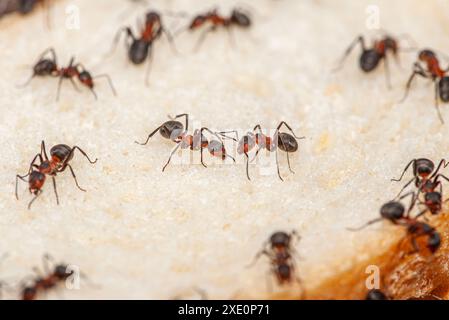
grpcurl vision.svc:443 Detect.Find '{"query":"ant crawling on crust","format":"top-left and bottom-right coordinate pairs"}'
top-left (20, 48), bottom-right (117, 101)
top-left (248, 231), bottom-right (305, 297)
top-left (365, 289), bottom-right (389, 300)
top-left (15, 140), bottom-right (97, 209)
top-left (399, 49), bottom-right (449, 124)
top-left (334, 33), bottom-right (415, 88)
top-left (20, 254), bottom-right (81, 300)
top-left (249, 122), bottom-right (305, 181)
top-left (391, 158), bottom-right (449, 198)
top-left (109, 10), bottom-right (176, 85)
top-left (135, 114), bottom-right (236, 171)
top-left (176, 8), bottom-right (251, 51)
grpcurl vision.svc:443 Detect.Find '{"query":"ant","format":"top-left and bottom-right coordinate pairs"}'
top-left (334, 34), bottom-right (402, 88)
top-left (248, 231), bottom-right (305, 297)
top-left (250, 122), bottom-right (305, 181)
top-left (20, 48), bottom-right (116, 101)
top-left (402, 220), bottom-right (441, 254)
top-left (20, 254), bottom-right (75, 300)
top-left (400, 49), bottom-right (449, 124)
top-left (109, 10), bottom-right (176, 85)
top-left (179, 8), bottom-right (251, 51)
top-left (135, 114), bottom-right (236, 171)
top-left (365, 289), bottom-right (389, 300)
top-left (15, 140), bottom-right (97, 209)
top-left (391, 158), bottom-right (449, 198)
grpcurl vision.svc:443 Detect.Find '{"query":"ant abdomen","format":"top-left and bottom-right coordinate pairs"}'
top-left (278, 133), bottom-right (298, 152)
top-left (207, 140), bottom-right (226, 159)
top-left (359, 49), bottom-right (381, 72)
top-left (34, 60), bottom-right (57, 76)
top-left (439, 77), bottom-right (449, 102)
top-left (129, 40), bottom-right (150, 64)
top-left (231, 10), bottom-right (251, 27)
top-left (380, 201), bottom-right (405, 221)
top-left (159, 121), bottom-right (184, 141)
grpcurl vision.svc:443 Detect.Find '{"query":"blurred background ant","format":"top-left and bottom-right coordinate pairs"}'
top-left (399, 49), bottom-right (449, 124)
top-left (0, 0), bottom-right (54, 28)
top-left (334, 32), bottom-right (416, 88)
top-left (15, 140), bottom-right (97, 209)
top-left (248, 231), bottom-right (305, 298)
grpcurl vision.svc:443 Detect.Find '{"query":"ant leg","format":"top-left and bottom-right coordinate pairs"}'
top-left (430, 159), bottom-right (449, 179)
top-left (276, 121), bottom-right (305, 140)
top-left (193, 26), bottom-right (215, 52)
top-left (66, 146), bottom-right (98, 165)
top-left (107, 27), bottom-right (135, 57)
top-left (40, 140), bottom-right (49, 161)
top-left (246, 249), bottom-right (269, 268)
top-left (393, 177), bottom-right (415, 199)
top-left (68, 164), bottom-right (86, 192)
top-left (415, 208), bottom-right (428, 219)
top-left (144, 48), bottom-right (154, 87)
top-left (333, 35), bottom-right (365, 72)
top-left (135, 125), bottom-right (163, 145)
top-left (434, 80), bottom-right (444, 124)
top-left (244, 152), bottom-right (250, 180)
top-left (162, 28), bottom-right (179, 55)
top-left (275, 145), bottom-right (283, 181)
top-left (15, 173), bottom-right (30, 200)
top-left (384, 56), bottom-right (392, 89)
top-left (200, 128), bottom-right (208, 168)
top-left (347, 218), bottom-right (383, 231)
top-left (391, 159), bottom-right (416, 183)
top-left (52, 176), bottom-right (59, 205)
top-left (28, 190), bottom-right (43, 210)
top-left (92, 74), bottom-right (117, 96)
top-left (279, 136), bottom-right (295, 174)
top-left (217, 130), bottom-right (239, 141)
top-left (398, 64), bottom-right (429, 103)
top-left (162, 143), bottom-right (181, 172)
top-left (56, 75), bottom-right (65, 101)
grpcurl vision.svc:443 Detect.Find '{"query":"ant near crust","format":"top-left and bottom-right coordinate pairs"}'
top-left (399, 49), bottom-right (449, 124)
top-left (334, 32), bottom-right (416, 88)
top-left (109, 10), bottom-right (177, 85)
top-left (15, 140), bottom-right (97, 209)
top-left (135, 114), bottom-right (236, 171)
top-left (20, 48), bottom-right (117, 101)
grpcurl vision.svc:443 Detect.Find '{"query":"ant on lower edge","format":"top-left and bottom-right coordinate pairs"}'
top-left (20, 48), bottom-right (117, 101)
top-left (16, 140), bottom-right (97, 209)
top-left (135, 114), bottom-right (236, 171)
top-left (248, 231), bottom-right (305, 297)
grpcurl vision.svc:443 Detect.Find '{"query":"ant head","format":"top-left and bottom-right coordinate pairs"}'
top-left (415, 158), bottom-right (434, 178)
top-left (78, 71), bottom-right (94, 89)
top-left (439, 77), bottom-right (449, 102)
top-left (380, 201), bottom-right (405, 222)
top-left (54, 264), bottom-right (72, 279)
top-left (419, 49), bottom-right (436, 62)
top-left (50, 144), bottom-right (72, 164)
top-left (366, 289), bottom-right (388, 300)
top-left (428, 231), bottom-right (441, 253)
top-left (278, 133), bottom-right (298, 153)
top-left (425, 192), bottom-right (442, 206)
top-left (359, 49), bottom-right (381, 72)
top-left (189, 15), bottom-right (207, 30)
top-left (270, 231), bottom-right (291, 250)
top-left (34, 59), bottom-right (57, 76)
top-left (146, 11), bottom-right (161, 24)
top-left (129, 40), bottom-right (151, 65)
top-left (160, 120), bottom-right (184, 142)
top-left (277, 263), bottom-right (292, 281)
top-left (231, 9), bottom-right (251, 27)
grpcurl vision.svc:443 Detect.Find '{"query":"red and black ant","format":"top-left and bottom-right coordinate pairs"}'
top-left (109, 10), bottom-right (176, 85)
top-left (135, 114), bottom-right (236, 171)
top-left (248, 231), bottom-right (305, 297)
top-left (177, 8), bottom-right (251, 51)
top-left (21, 48), bottom-right (117, 101)
top-left (391, 158), bottom-right (449, 198)
top-left (248, 122), bottom-right (304, 181)
top-left (400, 49), bottom-right (449, 124)
top-left (20, 254), bottom-right (77, 300)
top-left (334, 33), bottom-right (413, 88)
top-left (15, 140), bottom-right (97, 209)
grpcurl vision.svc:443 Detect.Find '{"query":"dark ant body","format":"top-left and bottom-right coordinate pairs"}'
top-left (110, 11), bottom-right (175, 85)
top-left (135, 114), bottom-right (236, 171)
top-left (21, 48), bottom-right (116, 101)
top-left (20, 255), bottom-right (74, 300)
top-left (335, 34), bottom-right (399, 87)
top-left (404, 220), bottom-right (441, 254)
top-left (391, 158), bottom-right (449, 198)
top-left (365, 289), bottom-right (389, 300)
top-left (250, 122), bottom-right (304, 181)
top-left (16, 141), bottom-right (97, 209)
top-left (1, 0), bottom-right (47, 16)
top-left (400, 49), bottom-right (449, 123)
top-left (181, 8), bottom-right (251, 51)
top-left (249, 231), bottom-right (304, 296)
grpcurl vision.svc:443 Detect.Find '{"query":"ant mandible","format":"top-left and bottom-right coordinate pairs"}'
top-left (399, 49), bottom-right (449, 124)
top-left (250, 122), bottom-right (305, 181)
top-left (20, 48), bottom-right (117, 101)
top-left (179, 8), bottom-right (251, 51)
top-left (109, 10), bottom-right (176, 85)
top-left (135, 114), bottom-right (236, 171)
top-left (248, 231), bottom-right (305, 296)
top-left (15, 140), bottom-right (97, 209)
top-left (391, 158), bottom-right (449, 198)
top-left (334, 34), bottom-right (401, 88)
top-left (20, 254), bottom-right (75, 300)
